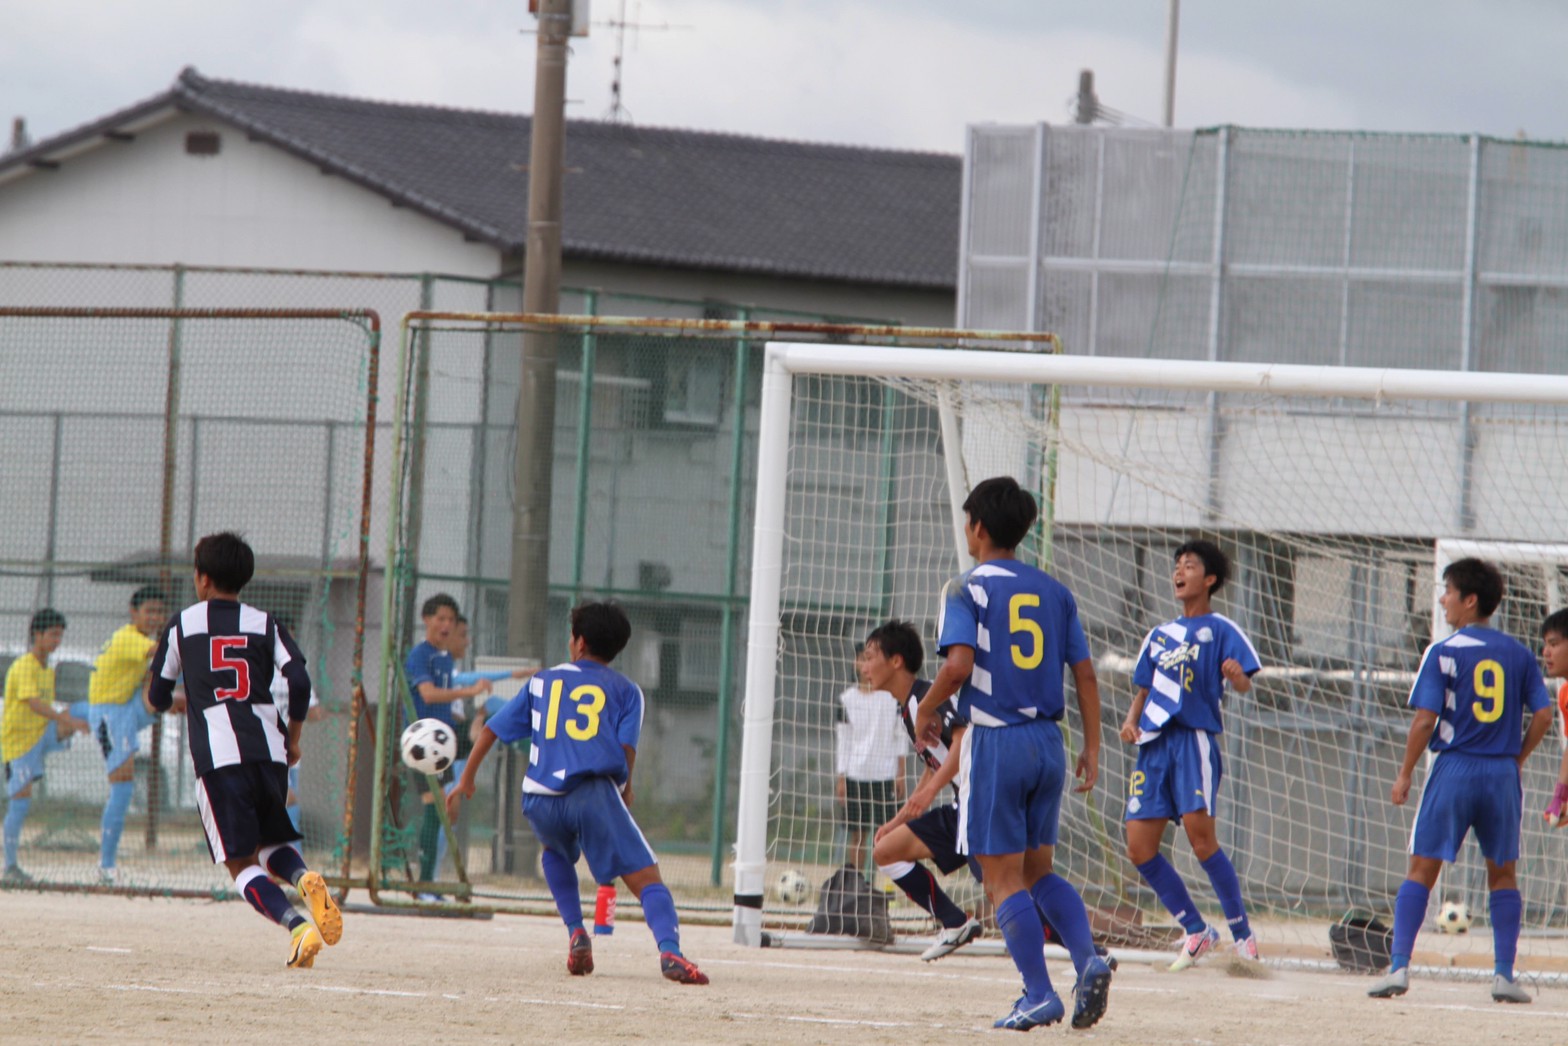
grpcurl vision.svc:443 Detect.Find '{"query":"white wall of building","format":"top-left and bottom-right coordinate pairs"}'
top-left (0, 111), bottom-right (500, 277)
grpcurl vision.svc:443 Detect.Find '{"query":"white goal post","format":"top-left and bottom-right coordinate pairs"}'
top-left (732, 342), bottom-right (1568, 950)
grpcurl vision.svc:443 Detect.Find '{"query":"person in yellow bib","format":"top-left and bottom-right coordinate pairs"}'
top-left (87, 585), bottom-right (169, 884)
top-left (3, 609), bottom-right (89, 883)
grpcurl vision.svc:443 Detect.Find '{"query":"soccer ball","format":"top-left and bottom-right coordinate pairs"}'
top-left (401, 718), bottom-right (457, 775)
top-left (1437, 900), bottom-right (1471, 934)
top-left (774, 869), bottom-right (811, 906)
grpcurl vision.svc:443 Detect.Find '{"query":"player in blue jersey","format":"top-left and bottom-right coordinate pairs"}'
top-left (1368, 558), bottom-right (1552, 1003)
top-left (404, 594), bottom-right (492, 892)
top-left (914, 476), bottom-right (1111, 1031)
top-left (1119, 540), bottom-right (1262, 969)
top-left (447, 601), bottom-right (709, 985)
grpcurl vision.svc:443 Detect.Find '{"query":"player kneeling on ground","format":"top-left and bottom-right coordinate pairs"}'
top-left (448, 601), bottom-right (709, 985)
top-left (147, 532), bottom-right (343, 969)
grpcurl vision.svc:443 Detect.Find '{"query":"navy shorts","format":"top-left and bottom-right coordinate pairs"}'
top-left (523, 776), bottom-right (657, 883)
top-left (958, 717), bottom-right (1065, 856)
top-left (844, 778), bottom-right (897, 831)
top-left (1125, 726), bottom-right (1224, 823)
top-left (906, 804), bottom-right (982, 878)
top-left (195, 762), bottom-right (301, 863)
top-left (1410, 751), bottom-right (1522, 864)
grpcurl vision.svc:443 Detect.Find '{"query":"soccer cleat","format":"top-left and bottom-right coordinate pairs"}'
top-left (920, 916), bottom-right (983, 962)
top-left (1, 865), bottom-right (33, 885)
top-left (1367, 967), bottom-right (1409, 998)
top-left (1492, 974), bottom-right (1532, 1004)
top-left (1168, 925), bottom-right (1220, 971)
top-left (993, 992), bottom-right (1065, 1031)
top-left (286, 922), bottom-right (324, 969)
top-left (98, 867), bottom-right (119, 887)
top-left (659, 951), bottom-right (710, 985)
top-left (1097, 944), bottom-right (1119, 973)
top-left (298, 871), bottom-right (343, 946)
top-left (1233, 934), bottom-right (1260, 961)
top-left (567, 928), bottom-right (594, 976)
top-left (1071, 956), bottom-right (1113, 1030)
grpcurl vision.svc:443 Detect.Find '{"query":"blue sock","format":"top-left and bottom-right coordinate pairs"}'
top-left (1389, 879), bottom-right (1430, 972)
top-left (1030, 873), bottom-right (1097, 975)
top-left (640, 881), bottom-right (681, 955)
top-left (1490, 888), bottom-right (1522, 980)
top-left (892, 865), bottom-right (968, 928)
top-left (1136, 854), bottom-right (1206, 934)
top-left (100, 780), bottom-right (134, 870)
top-left (4, 797), bottom-right (30, 869)
top-left (262, 843), bottom-right (308, 886)
top-left (540, 848), bottom-right (585, 933)
top-left (996, 890), bottom-right (1053, 1003)
top-left (1199, 849), bottom-right (1251, 941)
top-left (236, 867), bottom-right (305, 930)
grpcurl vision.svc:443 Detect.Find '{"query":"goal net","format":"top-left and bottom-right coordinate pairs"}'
top-left (733, 342), bottom-right (1568, 970)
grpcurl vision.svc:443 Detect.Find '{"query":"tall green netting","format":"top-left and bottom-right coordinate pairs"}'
top-left (0, 309), bottom-right (379, 897)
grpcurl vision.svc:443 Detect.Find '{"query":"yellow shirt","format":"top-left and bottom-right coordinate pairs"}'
top-left (89, 624), bottom-right (156, 705)
top-left (2, 654), bottom-right (55, 763)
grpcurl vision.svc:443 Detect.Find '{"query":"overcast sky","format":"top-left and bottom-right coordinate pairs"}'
top-left (5, 0), bottom-right (1567, 153)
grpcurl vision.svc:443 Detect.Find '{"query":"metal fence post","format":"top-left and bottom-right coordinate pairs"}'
top-left (570, 291), bottom-right (599, 600)
top-left (709, 309), bottom-right (752, 885)
top-left (148, 263), bottom-right (185, 848)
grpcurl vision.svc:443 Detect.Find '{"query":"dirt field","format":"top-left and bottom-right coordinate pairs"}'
top-left (7, 891), bottom-right (1568, 1045)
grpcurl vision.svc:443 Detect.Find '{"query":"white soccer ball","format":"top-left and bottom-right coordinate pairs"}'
top-left (401, 718), bottom-right (457, 775)
top-left (774, 869), bottom-right (811, 906)
top-left (1437, 900), bottom-right (1471, 934)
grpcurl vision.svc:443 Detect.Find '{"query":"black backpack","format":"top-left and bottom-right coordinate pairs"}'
top-left (805, 866), bottom-right (893, 944)
top-left (1329, 910), bottom-right (1393, 973)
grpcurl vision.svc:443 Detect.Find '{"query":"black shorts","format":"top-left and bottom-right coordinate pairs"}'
top-left (195, 762), bottom-right (300, 863)
top-left (906, 804), bottom-right (981, 877)
top-left (844, 778), bottom-right (897, 831)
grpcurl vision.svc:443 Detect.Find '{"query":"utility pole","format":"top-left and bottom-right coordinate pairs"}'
top-left (509, 0), bottom-right (570, 664)
top-left (499, 0), bottom-right (570, 875)
top-left (1075, 70), bottom-right (1099, 125)
top-left (1163, 0), bottom-right (1180, 127)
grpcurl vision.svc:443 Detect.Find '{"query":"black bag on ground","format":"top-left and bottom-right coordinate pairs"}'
top-left (1329, 910), bottom-right (1393, 973)
top-left (806, 866), bottom-right (893, 944)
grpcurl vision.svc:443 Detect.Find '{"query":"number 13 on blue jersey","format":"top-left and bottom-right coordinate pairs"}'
top-left (544, 679), bottom-right (606, 740)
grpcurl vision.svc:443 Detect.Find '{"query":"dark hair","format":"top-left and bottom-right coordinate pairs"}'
top-left (1174, 539), bottom-right (1230, 595)
top-left (1443, 558), bottom-right (1504, 619)
top-left (1542, 608), bottom-right (1568, 641)
top-left (866, 620), bottom-right (924, 675)
top-left (193, 532), bottom-right (254, 593)
top-left (29, 608), bottom-right (66, 636)
top-left (961, 476), bottom-right (1037, 551)
top-left (454, 613), bottom-right (469, 626)
top-left (571, 601), bottom-right (631, 662)
top-left (131, 585), bottom-right (167, 609)
top-left (420, 593), bottom-right (459, 620)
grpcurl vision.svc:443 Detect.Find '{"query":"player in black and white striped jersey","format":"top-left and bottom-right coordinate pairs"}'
top-left (867, 620), bottom-right (1118, 969)
top-left (147, 532), bottom-right (343, 969)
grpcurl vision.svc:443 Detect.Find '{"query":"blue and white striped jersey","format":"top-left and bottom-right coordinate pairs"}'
top-left (1132, 613), bottom-right (1260, 741)
top-left (936, 560), bottom-right (1091, 728)
top-left (486, 658), bottom-right (646, 796)
top-left (1409, 626), bottom-right (1550, 757)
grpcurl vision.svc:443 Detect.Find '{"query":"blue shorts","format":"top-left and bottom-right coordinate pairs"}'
top-left (88, 694), bottom-right (156, 774)
top-left (958, 717), bottom-right (1065, 856)
top-left (1125, 727), bottom-right (1224, 823)
top-left (1410, 751), bottom-right (1522, 864)
top-left (522, 776), bottom-right (657, 883)
top-left (4, 723), bottom-right (73, 798)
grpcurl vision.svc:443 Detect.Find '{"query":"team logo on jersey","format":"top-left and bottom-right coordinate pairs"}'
top-left (1196, 627), bottom-right (1214, 643)
top-left (1156, 641), bottom-right (1200, 672)
top-left (1127, 797), bottom-right (1142, 814)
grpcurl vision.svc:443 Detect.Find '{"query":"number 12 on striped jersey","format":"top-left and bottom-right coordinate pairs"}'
top-left (543, 679), bottom-right (607, 740)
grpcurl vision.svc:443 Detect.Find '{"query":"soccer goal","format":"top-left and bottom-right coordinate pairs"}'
top-left (731, 342), bottom-right (1568, 966)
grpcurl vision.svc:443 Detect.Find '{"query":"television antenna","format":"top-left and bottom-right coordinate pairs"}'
top-left (599, 0), bottom-right (690, 123)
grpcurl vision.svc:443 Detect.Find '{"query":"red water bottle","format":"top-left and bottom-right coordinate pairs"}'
top-left (593, 883), bottom-right (617, 935)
